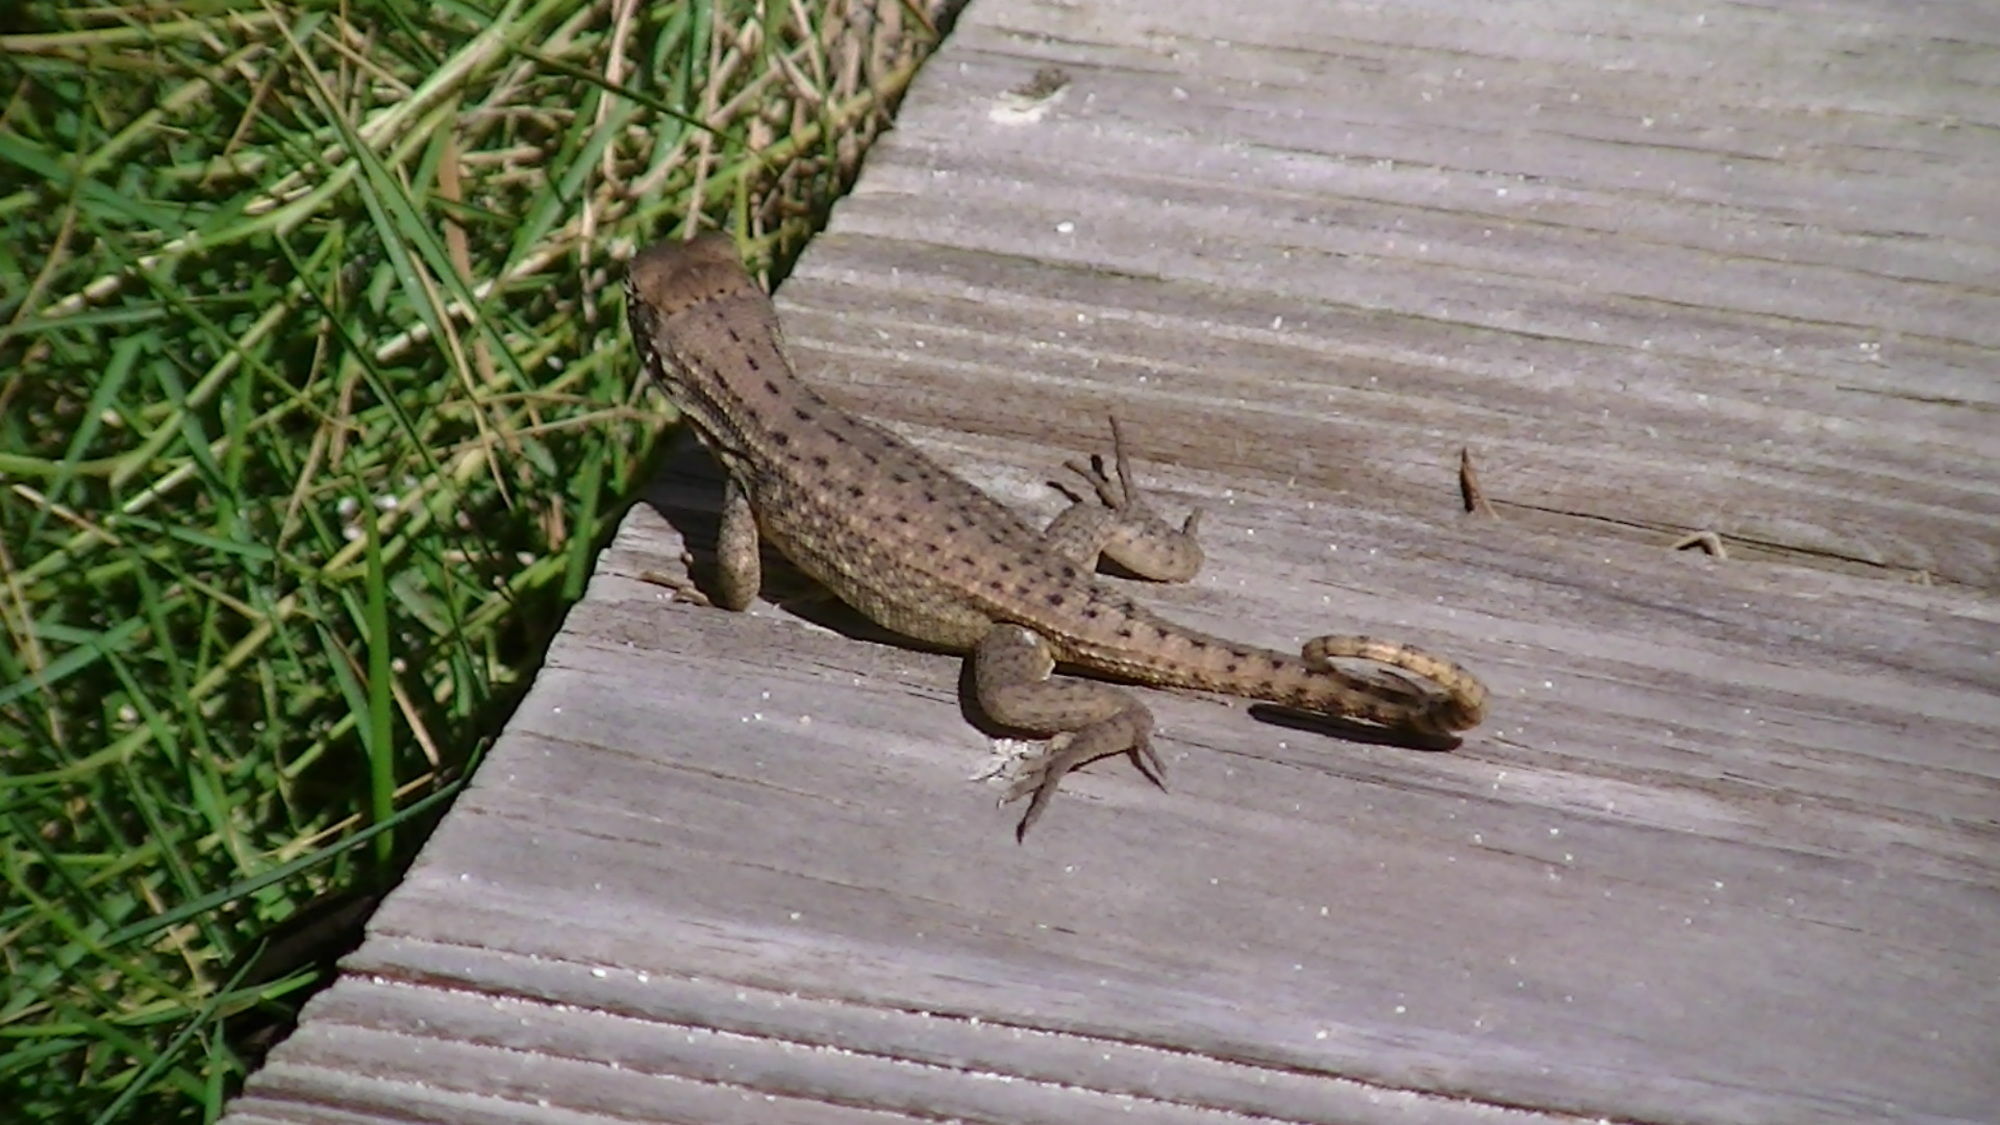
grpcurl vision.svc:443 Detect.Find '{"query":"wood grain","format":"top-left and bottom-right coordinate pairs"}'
top-left (225, 1), bottom-right (2000, 1122)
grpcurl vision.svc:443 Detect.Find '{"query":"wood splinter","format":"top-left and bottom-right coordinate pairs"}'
top-left (1670, 530), bottom-right (1728, 560)
top-left (1459, 447), bottom-right (1497, 517)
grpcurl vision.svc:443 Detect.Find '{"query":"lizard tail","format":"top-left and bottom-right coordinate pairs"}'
top-left (1302, 635), bottom-right (1488, 733)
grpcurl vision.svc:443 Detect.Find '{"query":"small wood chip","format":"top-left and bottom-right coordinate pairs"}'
top-left (1669, 531), bottom-right (1728, 559)
top-left (1459, 447), bottom-right (1496, 517)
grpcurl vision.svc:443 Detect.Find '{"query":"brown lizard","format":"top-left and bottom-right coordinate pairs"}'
top-left (625, 233), bottom-right (1488, 837)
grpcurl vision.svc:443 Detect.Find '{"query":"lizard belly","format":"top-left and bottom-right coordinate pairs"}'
top-left (757, 508), bottom-right (999, 652)
top-left (828, 573), bottom-right (997, 651)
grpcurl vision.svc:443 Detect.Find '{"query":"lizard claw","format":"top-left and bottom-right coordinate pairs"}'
top-left (1062, 416), bottom-right (1189, 528)
top-left (1062, 451), bottom-right (1127, 510)
top-left (1003, 740), bottom-right (1065, 841)
top-left (1129, 732), bottom-right (1167, 790)
top-left (637, 563), bottom-right (714, 606)
top-left (1003, 714), bottom-right (1165, 840)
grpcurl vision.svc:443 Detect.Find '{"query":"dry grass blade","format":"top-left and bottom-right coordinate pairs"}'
top-left (0, 1), bottom-right (951, 1121)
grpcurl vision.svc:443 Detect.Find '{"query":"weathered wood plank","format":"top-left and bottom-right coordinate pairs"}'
top-left (787, 0), bottom-right (2000, 584)
top-left (226, 0), bottom-right (2000, 1122)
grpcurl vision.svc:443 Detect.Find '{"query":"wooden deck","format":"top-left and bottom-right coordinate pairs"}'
top-left (224, 1), bottom-right (2000, 1122)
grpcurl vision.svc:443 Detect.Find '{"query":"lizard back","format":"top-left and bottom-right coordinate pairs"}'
top-left (626, 235), bottom-right (1142, 650)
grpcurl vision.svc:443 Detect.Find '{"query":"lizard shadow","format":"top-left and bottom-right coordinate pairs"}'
top-left (1245, 703), bottom-right (1464, 752)
top-left (645, 437), bottom-right (816, 602)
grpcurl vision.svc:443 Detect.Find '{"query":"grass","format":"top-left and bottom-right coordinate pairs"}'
top-left (0, 1), bottom-right (944, 1120)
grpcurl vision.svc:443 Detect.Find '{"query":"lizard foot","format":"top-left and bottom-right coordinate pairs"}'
top-left (1061, 414), bottom-right (1204, 539)
top-left (976, 623), bottom-right (1166, 839)
top-left (1003, 712), bottom-right (1163, 841)
top-left (638, 557), bottom-right (714, 606)
top-left (1044, 416), bottom-right (1205, 582)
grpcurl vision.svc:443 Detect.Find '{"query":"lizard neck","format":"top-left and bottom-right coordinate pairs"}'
top-left (636, 285), bottom-right (828, 473)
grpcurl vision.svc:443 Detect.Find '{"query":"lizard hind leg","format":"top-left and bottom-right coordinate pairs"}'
top-left (1302, 635), bottom-right (1489, 734)
top-left (973, 624), bottom-right (1163, 839)
top-left (1041, 415), bottom-right (1205, 582)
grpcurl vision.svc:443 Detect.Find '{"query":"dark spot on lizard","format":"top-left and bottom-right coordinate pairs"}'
top-left (1059, 563), bottom-right (1078, 580)
top-left (1115, 626), bottom-right (1133, 639)
top-left (847, 485), bottom-right (865, 498)
top-left (1083, 607), bottom-right (1100, 619)
top-left (1046, 592), bottom-right (1066, 607)
top-left (763, 379), bottom-right (781, 396)
top-left (989, 580), bottom-right (1006, 592)
top-left (810, 454), bottom-right (830, 469)
top-left (793, 407), bottom-right (814, 422)
top-left (772, 431), bottom-right (791, 447)
top-left (1224, 661), bottom-right (1240, 674)
top-left (1187, 637), bottom-right (1209, 650)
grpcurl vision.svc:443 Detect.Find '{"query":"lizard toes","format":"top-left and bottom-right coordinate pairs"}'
top-left (1005, 751), bottom-right (1065, 841)
top-left (1130, 735), bottom-right (1167, 790)
top-left (637, 567), bottom-right (714, 607)
top-left (1001, 732), bottom-right (1069, 803)
top-left (1063, 454), bottom-right (1126, 508)
top-left (1012, 781), bottom-right (1058, 841)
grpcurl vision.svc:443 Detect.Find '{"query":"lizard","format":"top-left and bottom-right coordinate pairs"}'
top-left (624, 233), bottom-right (1489, 837)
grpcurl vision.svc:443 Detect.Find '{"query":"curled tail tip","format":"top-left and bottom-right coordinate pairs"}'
top-left (1302, 632), bottom-right (1489, 733)
top-left (1428, 686), bottom-right (1488, 732)
top-left (1430, 668), bottom-right (1489, 731)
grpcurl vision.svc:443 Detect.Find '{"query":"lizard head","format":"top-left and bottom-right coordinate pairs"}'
top-left (623, 233), bottom-right (790, 455)
top-left (625, 233), bottom-right (761, 318)
top-left (624, 233), bottom-right (778, 369)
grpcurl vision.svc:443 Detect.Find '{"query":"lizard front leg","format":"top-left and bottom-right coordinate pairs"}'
top-left (974, 624), bottom-right (1162, 839)
top-left (638, 475), bottom-right (760, 608)
top-left (711, 474), bottom-right (762, 611)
